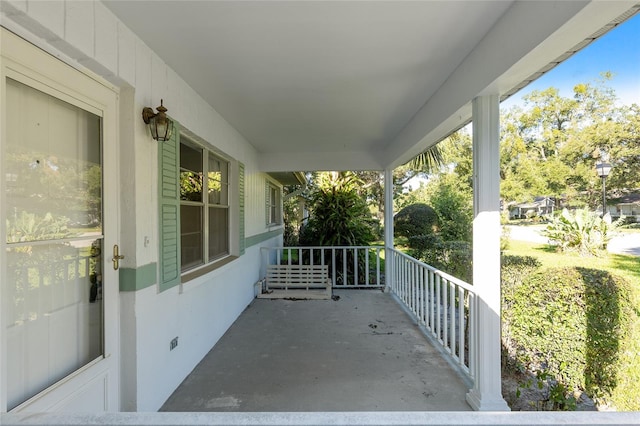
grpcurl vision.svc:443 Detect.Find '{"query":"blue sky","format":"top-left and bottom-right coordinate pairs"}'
top-left (502, 12), bottom-right (640, 109)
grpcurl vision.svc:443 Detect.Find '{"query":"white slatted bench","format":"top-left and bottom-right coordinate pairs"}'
top-left (258, 264), bottom-right (332, 300)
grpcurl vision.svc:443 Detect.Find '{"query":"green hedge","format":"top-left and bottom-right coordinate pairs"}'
top-left (409, 236), bottom-right (471, 283)
top-left (501, 262), bottom-right (640, 410)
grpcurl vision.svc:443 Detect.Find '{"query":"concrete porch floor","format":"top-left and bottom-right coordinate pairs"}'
top-left (160, 290), bottom-right (472, 412)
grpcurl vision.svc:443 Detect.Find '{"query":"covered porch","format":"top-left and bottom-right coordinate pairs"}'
top-left (1, 0), bottom-right (640, 421)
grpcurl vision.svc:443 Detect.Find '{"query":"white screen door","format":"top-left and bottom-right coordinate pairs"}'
top-left (1, 29), bottom-right (119, 413)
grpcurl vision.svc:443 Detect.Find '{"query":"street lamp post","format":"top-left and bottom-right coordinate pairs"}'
top-left (595, 161), bottom-right (612, 216)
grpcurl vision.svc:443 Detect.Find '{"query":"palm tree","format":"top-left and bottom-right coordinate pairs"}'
top-left (409, 143), bottom-right (444, 171)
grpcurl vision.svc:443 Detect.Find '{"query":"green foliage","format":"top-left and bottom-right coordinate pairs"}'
top-left (542, 208), bottom-right (624, 256)
top-left (428, 174), bottom-right (473, 242)
top-left (393, 203), bottom-right (439, 239)
top-left (516, 369), bottom-right (577, 411)
top-left (502, 266), bottom-right (640, 410)
top-left (283, 184), bottom-right (305, 246)
top-left (396, 171), bottom-right (473, 281)
top-left (180, 170), bottom-right (203, 201)
top-left (300, 172), bottom-right (376, 246)
top-left (6, 212), bottom-right (80, 284)
top-left (6, 150), bottom-right (102, 227)
top-left (6, 211), bottom-right (72, 244)
top-left (501, 255), bottom-right (542, 318)
top-left (407, 143), bottom-right (444, 172)
top-left (501, 255), bottom-right (541, 286)
top-left (397, 144), bottom-right (445, 187)
top-left (501, 226), bottom-right (511, 251)
top-left (409, 235), bottom-right (472, 283)
top-left (500, 76), bottom-right (640, 207)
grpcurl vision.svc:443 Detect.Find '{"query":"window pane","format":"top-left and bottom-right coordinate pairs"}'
top-left (180, 144), bottom-right (203, 202)
top-left (268, 186), bottom-right (279, 224)
top-left (6, 240), bottom-right (103, 410)
top-left (6, 78), bottom-right (103, 240)
top-left (208, 207), bottom-right (228, 261)
top-left (181, 205), bottom-right (203, 270)
top-left (208, 153), bottom-right (228, 205)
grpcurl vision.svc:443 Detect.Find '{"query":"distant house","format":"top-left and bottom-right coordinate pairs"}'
top-left (609, 192), bottom-right (640, 222)
top-left (509, 197), bottom-right (556, 220)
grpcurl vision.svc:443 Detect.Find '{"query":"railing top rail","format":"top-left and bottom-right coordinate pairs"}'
top-left (391, 248), bottom-right (474, 292)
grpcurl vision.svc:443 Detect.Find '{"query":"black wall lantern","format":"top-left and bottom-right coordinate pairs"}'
top-left (142, 99), bottom-right (174, 141)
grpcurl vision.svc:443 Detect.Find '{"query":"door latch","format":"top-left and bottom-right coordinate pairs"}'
top-left (112, 244), bottom-right (125, 270)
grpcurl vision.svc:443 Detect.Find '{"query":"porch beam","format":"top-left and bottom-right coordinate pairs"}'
top-left (466, 95), bottom-right (509, 411)
top-left (383, 168), bottom-right (394, 293)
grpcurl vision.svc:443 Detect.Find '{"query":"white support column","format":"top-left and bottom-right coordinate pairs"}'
top-left (383, 168), bottom-right (395, 293)
top-left (466, 95), bottom-right (510, 411)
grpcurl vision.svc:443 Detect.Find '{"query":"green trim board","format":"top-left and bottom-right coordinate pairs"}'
top-left (119, 263), bottom-right (158, 292)
top-left (245, 229), bottom-right (283, 249)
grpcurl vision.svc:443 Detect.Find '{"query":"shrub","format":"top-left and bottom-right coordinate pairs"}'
top-left (502, 266), bottom-right (640, 410)
top-left (501, 256), bottom-right (541, 329)
top-left (542, 208), bottom-right (624, 257)
top-left (501, 226), bottom-right (511, 252)
top-left (501, 255), bottom-right (541, 292)
top-left (410, 236), bottom-right (472, 283)
top-left (300, 173), bottom-right (376, 246)
top-left (394, 203), bottom-right (439, 239)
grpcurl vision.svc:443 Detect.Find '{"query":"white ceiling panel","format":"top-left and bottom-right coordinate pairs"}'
top-left (104, 1), bottom-right (638, 171)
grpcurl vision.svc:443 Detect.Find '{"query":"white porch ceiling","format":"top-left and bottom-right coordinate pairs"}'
top-left (104, 1), bottom-right (639, 172)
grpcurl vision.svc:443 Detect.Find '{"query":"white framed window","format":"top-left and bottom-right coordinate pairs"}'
top-left (179, 137), bottom-right (230, 272)
top-left (267, 182), bottom-right (281, 225)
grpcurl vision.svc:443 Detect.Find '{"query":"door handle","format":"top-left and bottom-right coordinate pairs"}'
top-left (112, 244), bottom-right (125, 270)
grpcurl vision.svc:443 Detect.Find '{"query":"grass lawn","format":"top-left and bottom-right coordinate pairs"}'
top-left (504, 239), bottom-right (640, 283)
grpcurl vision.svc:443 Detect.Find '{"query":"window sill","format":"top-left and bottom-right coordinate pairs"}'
top-left (181, 255), bottom-right (238, 283)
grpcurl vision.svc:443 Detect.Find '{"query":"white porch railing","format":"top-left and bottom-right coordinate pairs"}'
top-left (261, 246), bottom-right (385, 288)
top-left (390, 249), bottom-right (476, 382)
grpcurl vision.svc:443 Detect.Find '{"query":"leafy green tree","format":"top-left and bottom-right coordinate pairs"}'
top-left (394, 203), bottom-right (439, 240)
top-left (282, 182), bottom-right (306, 246)
top-left (499, 74), bottom-right (640, 207)
top-left (300, 172), bottom-right (377, 246)
top-left (428, 173), bottom-right (473, 242)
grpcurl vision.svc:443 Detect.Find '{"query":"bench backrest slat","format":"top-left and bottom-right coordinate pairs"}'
top-left (266, 264), bottom-right (331, 289)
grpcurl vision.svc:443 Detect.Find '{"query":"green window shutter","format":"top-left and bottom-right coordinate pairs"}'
top-left (158, 122), bottom-right (181, 291)
top-left (239, 162), bottom-right (245, 255)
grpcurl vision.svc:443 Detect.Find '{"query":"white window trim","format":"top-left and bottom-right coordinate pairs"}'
top-left (266, 181), bottom-right (282, 226)
top-left (179, 133), bottom-right (239, 282)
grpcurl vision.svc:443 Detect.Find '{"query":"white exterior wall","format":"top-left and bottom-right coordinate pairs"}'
top-left (245, 168), bottom-right (284, 237)
top-left (245, 164), bottom-right (267, 237)
top-left (1, 0), bottom-right (282, 411)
